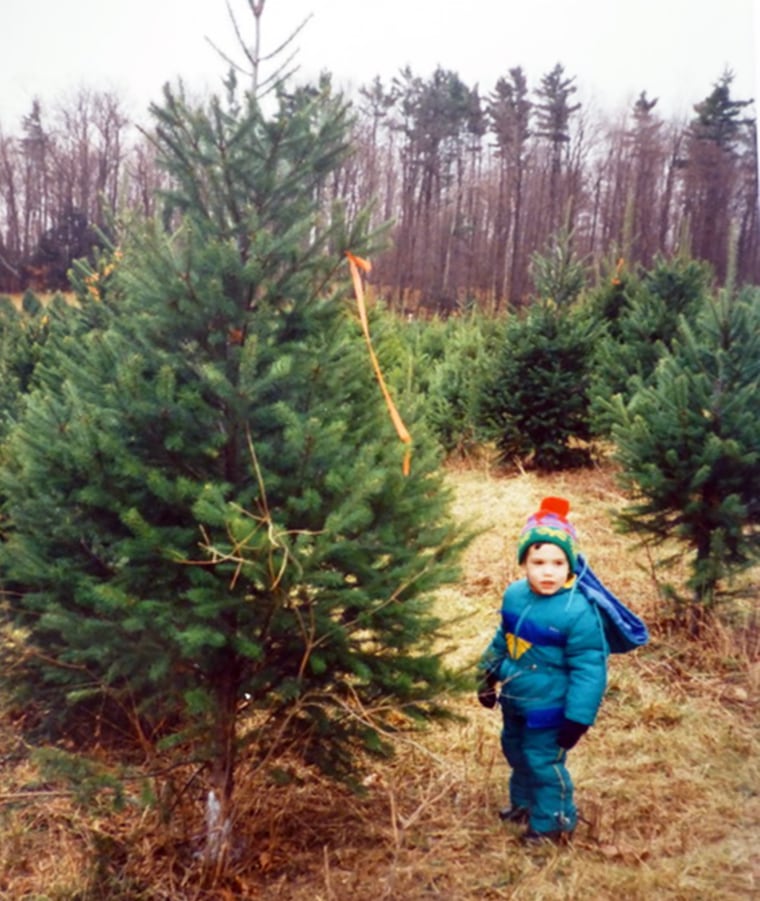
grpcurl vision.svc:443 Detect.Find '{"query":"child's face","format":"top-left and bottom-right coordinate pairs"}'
top-left (523, 543), bottom-right (570, 595)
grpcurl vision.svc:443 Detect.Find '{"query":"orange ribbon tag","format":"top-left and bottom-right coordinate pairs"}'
top-left (345, 251), bottom-right (412, 475)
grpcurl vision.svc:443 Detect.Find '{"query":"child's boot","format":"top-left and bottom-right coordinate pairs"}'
top-left (521, 827), bottom-right (573, 845)
top-left (498, 806), bottom-right (530, 824)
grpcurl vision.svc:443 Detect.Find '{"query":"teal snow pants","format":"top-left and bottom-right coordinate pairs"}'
top-left (500, 714), bottom-right (577, 834)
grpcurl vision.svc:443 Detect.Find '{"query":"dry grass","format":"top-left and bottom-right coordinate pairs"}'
top-left (1, 462), bottom-right (758, 899)
top-left (1, 291), bottom-right (76, 309)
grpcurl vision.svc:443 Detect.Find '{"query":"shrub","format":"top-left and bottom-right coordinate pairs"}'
top-left (476, 300), bottom-right (599, 470)
top-left (424, 313), bottom-right (496, 456)
top-left (589, 256), bottom-right (711, 436)
top-left (608, 286), bottom-right (760, 623)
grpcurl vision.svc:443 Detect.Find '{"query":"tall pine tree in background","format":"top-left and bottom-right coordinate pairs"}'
top-left (0, 79), bottom-right (466, 852)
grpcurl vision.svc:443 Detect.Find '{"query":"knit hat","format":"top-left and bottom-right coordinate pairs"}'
top-left (517, 496), bottom-right (578, 571)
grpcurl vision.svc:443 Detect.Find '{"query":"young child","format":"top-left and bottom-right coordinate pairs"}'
top-left (477, 496), bottom-right (608, 844)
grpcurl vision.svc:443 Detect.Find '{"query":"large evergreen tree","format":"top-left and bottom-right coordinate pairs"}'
top-left (0, 80), bottom-right (465, 855)
top-left (533, 63), bottom-right (581, 234)
top-left (488, 68), bottom-right (532, 306)
top-left (608, 286), bottom-right (760, 625)
top-left (684, 71), bottom-right (754, 280)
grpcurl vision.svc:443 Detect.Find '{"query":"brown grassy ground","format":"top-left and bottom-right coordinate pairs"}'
top-left (1, 462), bottom-right (758, 899)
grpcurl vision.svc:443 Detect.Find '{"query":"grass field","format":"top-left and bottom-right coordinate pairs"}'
top-left (1, 461), bottom-right (758, 899)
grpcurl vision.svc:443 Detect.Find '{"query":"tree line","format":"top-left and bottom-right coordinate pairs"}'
top-left (0, 65), bottom-right (755, 306)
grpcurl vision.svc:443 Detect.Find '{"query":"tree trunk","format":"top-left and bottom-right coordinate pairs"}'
top-left (204, 658), bottom-right (240, 868)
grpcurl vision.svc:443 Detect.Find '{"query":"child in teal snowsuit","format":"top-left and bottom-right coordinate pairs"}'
top-left (478, 497), bottom-right (608, 843)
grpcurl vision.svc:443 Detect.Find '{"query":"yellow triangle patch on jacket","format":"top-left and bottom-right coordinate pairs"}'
top-left (506, 633), bottom-right (532, 659)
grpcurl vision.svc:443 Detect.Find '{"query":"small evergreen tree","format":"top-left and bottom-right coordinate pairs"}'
top-left (589, 256), bottom-right (711, 436)
top-left (0, 295), bottom-right (42, 440)
top-left (530, 228), bottom-right (586, 308)
top-left (476, 299), bottom-right (598, 469)
top-left (474, 235), bottom-right (597, 470)
top-left (608, 286), bottom-right (760, 627)
top-left (424, 312), bottom-right (495, 456)
top-left (0, 291), bottom-right (87, 445)
top-left (0, 80), bottom-right (466, 857)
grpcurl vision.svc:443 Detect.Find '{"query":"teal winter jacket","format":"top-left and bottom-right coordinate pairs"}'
top-left (481, 577), bottom-right (607, 728)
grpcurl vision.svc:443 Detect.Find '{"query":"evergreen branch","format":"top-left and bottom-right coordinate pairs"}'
top-left (256, 13), bottom-right (313, 65)
top-left (205, 37), bottom-right (251, 80)
top-left (255, 54), bottom-right (300, 97)
top-left (295, 684), bottom-right (451, 769)
top-left (209, 0), bottom-right (311, 97)
top-left (249, 702), bottom-right (314, 771)
top-left (29, 651), bottom-right (91, 673)
top-left (176, 428), bottom-right (321, 591)
top-left (334, 555), bottom-right (442, 637)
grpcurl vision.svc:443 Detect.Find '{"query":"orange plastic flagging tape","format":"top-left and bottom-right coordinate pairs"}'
top-left (345, 251), bottom-right (412, 476)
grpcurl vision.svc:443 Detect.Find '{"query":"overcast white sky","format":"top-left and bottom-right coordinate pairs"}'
top-left (2, 0), bottom-right (758, 130)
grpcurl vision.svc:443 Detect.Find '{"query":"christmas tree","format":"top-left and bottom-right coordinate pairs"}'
top-left (609, 286), bottom-right (760, 627)
top-left (0, 79), bottom-right (466, 856)
top-left (589, 256), bottom-right (710, 437)
top-left (476, 298), bottom-right (598, 470)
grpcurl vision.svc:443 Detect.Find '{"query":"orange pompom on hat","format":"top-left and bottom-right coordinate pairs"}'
top-left (517, 496), bottom-right (579, 571)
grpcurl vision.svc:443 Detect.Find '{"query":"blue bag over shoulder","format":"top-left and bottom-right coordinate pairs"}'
top-left (575, 553), bottom-right (649, 654)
